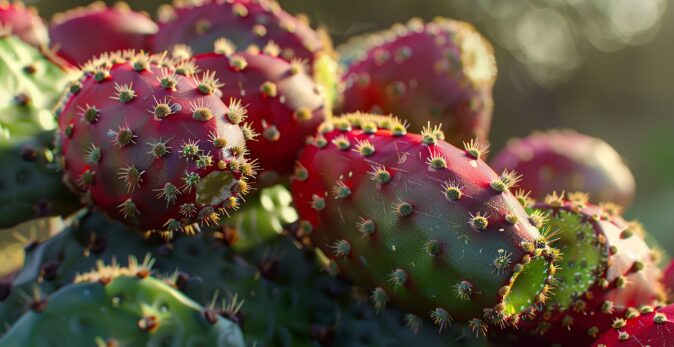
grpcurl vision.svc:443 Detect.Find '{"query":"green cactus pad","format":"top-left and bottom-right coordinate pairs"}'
top-left (0, 273), bottom-right (245, 347)
top-left (0, 130), bottom-right (80, 228)
top-left (0, 34), bottom-right (71, 140)
top-left (220, 185), bottom-right (298, 251)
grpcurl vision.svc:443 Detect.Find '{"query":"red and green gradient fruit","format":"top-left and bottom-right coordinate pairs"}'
top-left (491, 130), bottom-right (636, 207)
top-left (592, 304), bottom-right (674, 346)
top-left (185, 41), bottom-right (328, 185)
top-left (0, 1), bottom-right (48, 47)
top-left (339, 18), bottom-right (497, 147)
top-left (494, 192), bottom-right (663, 346)
top-left (55, 51), bottom-right (255, 234)
top-left (49, 2), bottom-right (158, 66)
top-left (290, 113), bottom-right (557, 332)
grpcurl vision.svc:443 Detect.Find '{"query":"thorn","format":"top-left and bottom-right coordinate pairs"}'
top-left (430, 308), bottom-right (452, 332)
top-left (370, 287), bottom-right (388, 313)
top-left (155, 183), bottom-right (181, 206)
top-left (117, 166), bottom-right (144, 193)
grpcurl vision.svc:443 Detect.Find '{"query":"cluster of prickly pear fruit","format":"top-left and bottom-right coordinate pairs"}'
top-left (0, 1), bottom-right (670, 347)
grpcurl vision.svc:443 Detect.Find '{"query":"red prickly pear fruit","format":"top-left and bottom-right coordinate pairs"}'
top-left (494, 192), bottom-right (664, 346)
top-left (185, 42), bottom-right (328, 185)
top-left (49, 2), bottom-right (158, 66)
top-left (338, 18), bottom-right (497, 148)
top-left (491, 129), bottom-right (636, 207)
top-left (55, 51), bottom-right (255, 235)
top-left (150, 0), bottom-right (338, 105)
top-left (0, 1), bottom-right (49, 47)
top-left (591, 304), bottom-right (674, 346)
top-left (290, 114), bottom-right (557, 330)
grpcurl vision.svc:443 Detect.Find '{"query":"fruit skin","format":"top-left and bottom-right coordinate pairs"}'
top-left (491, 129), bottom-right (636, 207)
top-left (151, 0), bottom-right (338, 106)
top-left (591, 304), bottom-right (674, 346)
top-left (290, 114), bottom-right (556, 329)
top-left (0, 270), bottom-right (245, 347)
top-left (190, 47), bottom-right (328, 185)
top-left (339, 18), bottom-right (497, 147)
top-left (49, 2), bottom-right (158, 66)
top-left (55, 51), bottom-right (254, 234)
top-left (0, 1), bottom-right (49, 47)
top-left (0, 131), bottom-right (80, 228)
top-left (492, 192), bottom-right (663, 346)
top-left (0, 209), bottom-right (486, 347)
top-left (0, 34), bottom-right (72, 140)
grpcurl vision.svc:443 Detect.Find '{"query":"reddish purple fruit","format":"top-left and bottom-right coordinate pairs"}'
top-left (49, 2), bottom-right (158, 66)
top-left (592, 304), bottom-right (674, 346)
top-left (55, 51), bottom-right (255, 234)
top-left (339, 18), bottom-right (497, 147)
top-left (291, 114), bottom-right (557, 332)
top-left (491, 130), bottom-right (636, 207)
top-left (182, 41), bottom-right (328, 185)
top-left (0, 1), bottom-right (48, 47)
top-left (495, 192), bottom-right (663, 346)
top-left (151, 0), bottom-right (332, 74)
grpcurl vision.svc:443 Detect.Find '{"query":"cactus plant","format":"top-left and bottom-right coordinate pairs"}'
top-left (491, 130), bottom-right (636, 207)
top-left (54, 51), bottom-right (255, 234)
top-left (151, 0), bottom-right (339, 107)
top-left (0, 1), bottom-right (48, 47)
top-left (290, 113), bottom-right (557, 331)
top-left (0, 33), bottom-right (71, 140)
top-left (221, 184), bottom-right (298, 251)
top-left (0, 209), bottom-right (487, 347)
top-left (49, 2), bottom-right (158, 66)
top-left (339, 18), bottom-right (497, 147)
top-left (0, 131), bottom-right (80, 228)
top-left (591, 304), bottom-right (674, 346)
top-left (493, 192), bottom-right (664, 346)
top-left (182, 43), bottom-right (328, 185)
top-left (0, 265), bottom-right (246, 347)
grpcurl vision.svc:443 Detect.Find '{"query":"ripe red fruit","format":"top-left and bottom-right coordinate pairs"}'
top-left (187, 41), bottom-right (328, 185)
top-left (339, 18), bottom-right (497, 147)
top-left (55, 51), bottom-right (255, 234)
top-left (49, 2), bottom-right (158, 65)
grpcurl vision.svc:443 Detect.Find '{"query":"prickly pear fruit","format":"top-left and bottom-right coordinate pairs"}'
top-left (290, 114), bottom-right (557, 330)
top-left (151, 0), bottom-right (338, 105)
top-left (49, 2), bottom-right (158, 66)
top-left (592, 304), bottom-right (674, 346)
top-left (0, 131), bottom-right (80, 228)
top-left (0, 1), bottom-right (48, 47)
top-left (55, 51), bottom-right (255, 234)
top-left (0, 265), bottom-right (246, 347)
top-left (0, 33), bottom-right (71, 140)
top-left (491, 130), bottom-right (636, 207)
top-left (0, 209), bottom-right (485, 347)
top-left (185, 44), bottom-right (327, 185)
top-left (495, 192), bottom-right (663, 346)
top-left (339, 18), bottom-right (497, 147)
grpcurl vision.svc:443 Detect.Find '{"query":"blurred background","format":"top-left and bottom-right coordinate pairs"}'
top-left (4, 0), bottom-right (673, 268)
